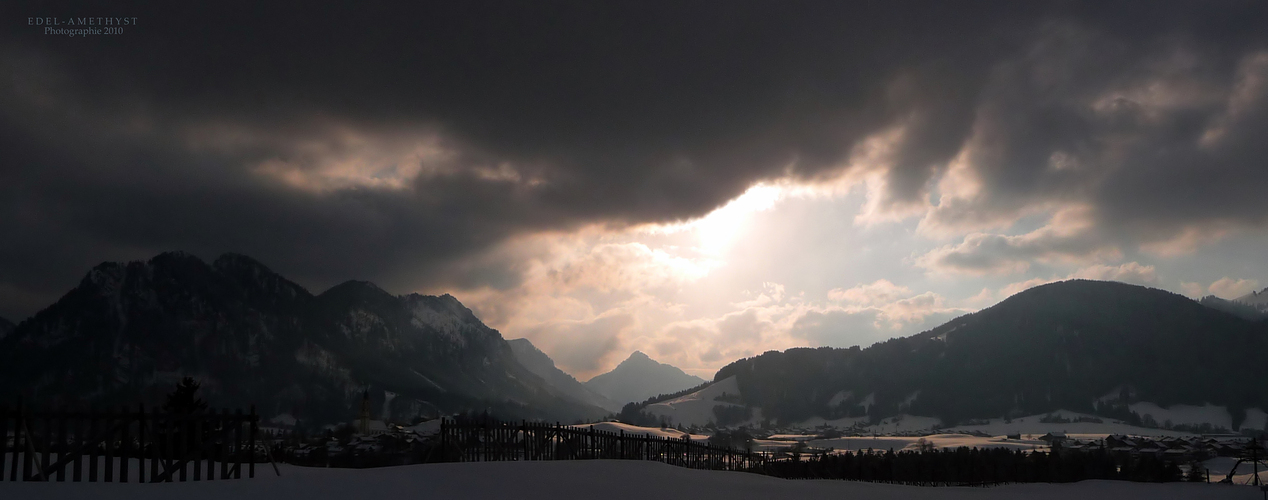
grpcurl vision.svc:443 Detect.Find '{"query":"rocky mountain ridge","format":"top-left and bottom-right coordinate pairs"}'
top-left (0, 252), bottom-right (606, 426)
top-left (584, 351), bottom-right (707, 407)
top-left (507, 338), bottom-right (622, 412)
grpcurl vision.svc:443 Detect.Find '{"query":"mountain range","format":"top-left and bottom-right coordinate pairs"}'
top-left (705, 280), bottom-right (1268, 431)
top-left (1235, 286), bottom-right (1268, 309)
top-left (583, 351), bottom-right (707, 407)
top-left (507, 338), bottom-right (622, 412)
top-left (7, 253), bottom-right (1265, 434)
top-left (1198, 285), bottom-right (1268, 321)
top-left (0, 252), bottom-right (608, 425)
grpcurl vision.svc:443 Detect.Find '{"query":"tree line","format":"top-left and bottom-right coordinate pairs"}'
top-left (764, 446), bottom-right (1194, 484)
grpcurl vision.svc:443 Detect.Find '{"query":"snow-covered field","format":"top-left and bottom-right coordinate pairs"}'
top-left (0, 460), bottom-right (1261, 500)
top-left (572, 421), bottom-right (710, 442)
top-left (1204, 456), bottom-right (1268, 486)
top-left (804, 434), bottom-right (1048, 453)
top-left (788, 409), bottom-right (1244, 438)
top-left (943, 410), bottom-right (1201, 438)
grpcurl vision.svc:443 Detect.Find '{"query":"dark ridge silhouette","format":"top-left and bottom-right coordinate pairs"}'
top-left (716, 280), bottom-right (1268, 429)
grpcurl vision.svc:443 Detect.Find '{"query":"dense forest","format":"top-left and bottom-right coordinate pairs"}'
top-left (714, 280), bottom-right (1268, 428)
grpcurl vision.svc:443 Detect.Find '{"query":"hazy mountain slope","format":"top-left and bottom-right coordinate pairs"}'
top-left (715, 280), bottom-right (1268, 429)
top-left (1200, 295), bottom-right (1268, 320)
top-left (508, 338), bottom-right (622, 412)
top-left (0, 252), bottom-right (605, 425)
top-left (0, 316), bottom-right (12, 340)
top-left (1235, 287), bottom-right (1268, 309)
top-left (585, 351), bottom-right (707, 406)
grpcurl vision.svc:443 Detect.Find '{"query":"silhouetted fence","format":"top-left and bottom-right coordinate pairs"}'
top-left (439, 418), bottom-right (766, 472)
top-left (1, 399), bottom-right (260, 482)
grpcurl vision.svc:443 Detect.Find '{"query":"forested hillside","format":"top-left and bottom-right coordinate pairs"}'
top-left (715, 280), bottom-right (1268, 429)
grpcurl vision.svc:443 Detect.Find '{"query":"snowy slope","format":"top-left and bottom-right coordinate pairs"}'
top-left (572, 421), bottom-right (709, 442)
top-left (1127, 402), bottom-right (1234, 429)
top-left (1244, 408), bottom-right (1268, 432)
top-left (0, 460), bottom-right (1257, 500)
top-left (643, 376), bottom-right (759, 427)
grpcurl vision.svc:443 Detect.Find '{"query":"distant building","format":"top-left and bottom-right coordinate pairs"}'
top-left (1039, 432), bottom-right (1067, 444)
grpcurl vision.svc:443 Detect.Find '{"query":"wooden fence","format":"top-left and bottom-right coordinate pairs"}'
top-left (439, 418), bottom-right (766, 472)
top-left (1, 400), bottom-right (260, 482)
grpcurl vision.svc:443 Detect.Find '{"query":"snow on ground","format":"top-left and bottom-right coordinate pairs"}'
top-left (860, 392), bottom-right (876, 412)
top-left (572, 421), bottom-right (709, 442)
top-left (1204, 456), bottom-right (1268, 486)
top-left (1241, 409), bottom-right (1267, 432)
top-left (643, 376), bottom-right (760, 427)
top-left (828, 390), bottom-right (852, 408)
top-left (1129, 402), bottom-right (1234, 429)
top-left (810, 434), bottom-right (1049, 453)
top-left (795, 415), bottom-right (869, 428)
top-left (766, 434), bottom-right (818, 441)
top-left (792, 414), bottom-right (941, 434)
top-left (0, 460), bottom-right (1258, 500)
top-left (944, 410), bottom-right (1198, 438)
top-left (405, 418), bottom-right (443, 435)
top-left (750, 434), bottom-right (1048, 454)
top-left (866, 414), bottom-right (943, 434)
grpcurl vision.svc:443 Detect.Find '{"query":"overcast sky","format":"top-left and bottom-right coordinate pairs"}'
top-left (3, 1), bottom-right (1268, 378)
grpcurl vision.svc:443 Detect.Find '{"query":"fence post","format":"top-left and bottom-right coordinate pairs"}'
top-left (178, 410), bottom-right (188, 482)
top-left (103, 406), bottom-right (114, 482)
top-left (55, 409), bottom-right (67, 482)
top-left (0, 402), bottom-right (7, 482)
top-left (151, 406), bottom-right (161, 482)
top-left (39, 407), bottom-right (52, 480)
top-left (206, 411), bottom-right (215, 481)
top-left (87, 405), bottom-right (98, 482)
top-left (16, 399), bottom-right (28, 481)
top-left (72, 411), bottom-right (82, 482)
top-left (219, 409), bottom-right (229, 479)
top-left (249, 405), bottom-right (257, 479)
top-left (234, 408), bottom-right (243, 479)
top-left (193, 415), bottom-right (203, 481)
top-left (137, 404), bottom-right (146, 483)
top-left (119, 406), bottom-right (131, 482)
top-left (163, 409), bottom-right (174, 482)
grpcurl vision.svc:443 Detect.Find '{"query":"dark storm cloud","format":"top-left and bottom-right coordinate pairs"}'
top-left (2, 0), bottom-right (1267, 318)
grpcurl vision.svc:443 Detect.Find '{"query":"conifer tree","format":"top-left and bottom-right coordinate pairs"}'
top-left (164, 377), bottom-right (209, 414)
